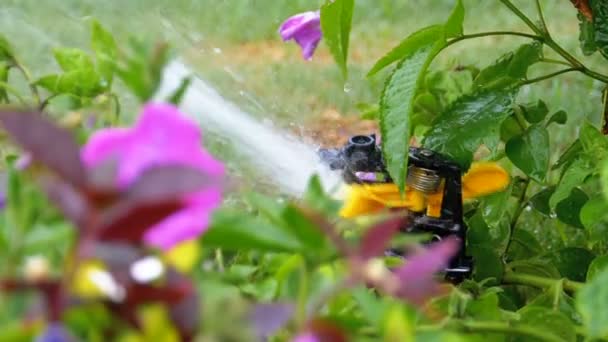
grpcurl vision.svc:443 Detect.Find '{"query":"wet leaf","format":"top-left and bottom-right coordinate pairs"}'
top-left (0, 110), bottom-right (87, 188)
top-left (529, 186), bottom-right (555, 217)
top-left (505, 124), bottom-right (549, 182)
top-left (555, 188), bottom-right (588, 229)
top-left (380, 38), bottom-right (443, 192)
top-left (550, 157), bottom-right (592, 209)
top-left (423, 89), bottom-right (515, 169)
top-left (551, 247), bottom-right (595, 281)
top-left (320, 0), bottom-right (354, 78)
top-left (515, 306), bottom-right (575, 342)
top-left (473, 42), bottom-right (543, 90)
top-left (591, 0), bottom-right (608, 59)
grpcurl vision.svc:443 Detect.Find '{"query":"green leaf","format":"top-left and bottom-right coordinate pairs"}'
top-left (505, 124), bottom-right (549, 182)
top-left (528, 282), bottom-right (582, 325)
top-left (36, 70), bottom-right (104, 98)
top-left (552, 139), bottom-right (582, 171)
top-left (481, 182), bottom-right (512, 228)
top-left (578, 12), bottom-right (598, 55)
top-left (302, 175), bottom-right (342, 217)
top-left (0, 62), bottom-right (9, 102)
top-left (505, 229), bottom-right (543, 260)
top-left (445, 0), bottom-right (465, 38)
top-left (0, 34), bottom-right (15, 61)
top-left (580, 196), bottom-right (608, 232)
top-left (473, 42), bottom-right (543, 89)
top-left (470, 246), bottom-right (504, 283)
top-left (367, 25), bottom-right (445, 77)
top-left (90, 18), bottom-right (117, 87)
top-left (167, 76), bottom-right (192, 105)
top-left (591, 0), bottom-right (608, 59)
top-left (499, 115), bottom-right (523, 142)
top-left (115, 39), bottom-right (171, 102)
top-left (280, 204), bottom-right (329, 253)
top-left (423, 89), bottom-right (515, 169)
top-left (577, 264), bottom-right (608, 338)
top-left (529, 186), bottom-right (555, 217)
top-left (202, 209), bottom-right (304, 253)
top-left (551, 247), bottom-right (595, 282)
top-left (555, 188), bottom-right (588, 229)
top-left (357, 102), bottom-right (379, 120)
top-left (520, 100), bottom-right (548, 124)
top-left (465, 291), bottom-right (502, 321)
top-left (547, 110), bottom-right (567, 126)
top-left (380, 43), bottom-right (442, 192)
top-left (53, 48), bottom-right (95, 72)
top-left (515, 306), bottom-right (575, 342)
top-left (320, 0), bottom-right (354, 78)
top-left (580, 121), bottom-right (608, 160)
top-left (549, 157), bottom-right (593, 209)
top-left (586, 255), bottom-right (608, 281)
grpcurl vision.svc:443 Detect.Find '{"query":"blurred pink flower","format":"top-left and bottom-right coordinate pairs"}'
top-left (292, 332), bottom-right (319, 342)
top-left (81, 102), bottom-right (225, 250)
top-left (279, 11), bottom-right (322, 60)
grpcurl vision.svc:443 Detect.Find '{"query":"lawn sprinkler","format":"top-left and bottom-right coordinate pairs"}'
top-left (318, 134), bottom-right (474, 283)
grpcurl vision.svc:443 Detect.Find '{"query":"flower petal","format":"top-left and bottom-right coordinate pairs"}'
top-left (80, 127), bottom-right (132, 169)
top-left (279, 10), bottom-right (322, 60)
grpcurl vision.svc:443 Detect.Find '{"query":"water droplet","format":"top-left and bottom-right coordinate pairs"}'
top-left (343, 83), bottom-right (352, 93)
top-left (213, 47), bottom-right (222, 54)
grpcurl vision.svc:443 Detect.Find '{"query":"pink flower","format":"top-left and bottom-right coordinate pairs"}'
top-left (292, 332), bottom-right (319, 342)
top-left (81, 102), bottom-right (225, 250)
top-left (279, 11), bottom-right (322, 60)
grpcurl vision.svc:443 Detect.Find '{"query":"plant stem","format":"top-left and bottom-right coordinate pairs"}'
top-left (522, 68), bottom-right (581, 85)
top-left (0, 81), bottom-right (28, 105)
top-left (499, 0), bottom-right (608, 81)
top-left (540, 58), bottom-right (572, 67)
top-left (534, 0), bottom-right (548, 33)
top-left (504, 178), bottom-right (530, 256)
top-left (296, 258), bottom-right (309, 328)
top-left (11, 59), bottom-right (41, 105)
top-left (445, 31), bottom-right (541, 49)
top-left (503, 272), bottom-right (584, 292)
top-left (215, 249), bottom-right (224, 272)
top-left (453, 320), bottom-right (564, 342)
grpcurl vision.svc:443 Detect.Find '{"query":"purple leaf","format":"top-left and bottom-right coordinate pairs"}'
top-left (95, 198), bottom-right (185, 243)
top-left (125, 164), bottom-right (216, 201)
top-left (44, 180), bottom-right (89, 228)
top-left (358, 216), bottom-right (406, 260)
top-left (0, 110), bottom-right (86, 188)
top-left (169, 291), bottom-right (201, 342)
top-left (394, 236), bottom-right (460, 305)
top-left (250, 302), bottom-right (294, 340)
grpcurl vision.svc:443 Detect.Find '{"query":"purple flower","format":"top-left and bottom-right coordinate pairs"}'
top-left (81, 102), bottom-right (225, 250)
top-left (394, 237), bottom-right (460, 305)
top-left (279, 11), bottom-right (322, 60)
top-left (35, 323), bottom-right (75, 342)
